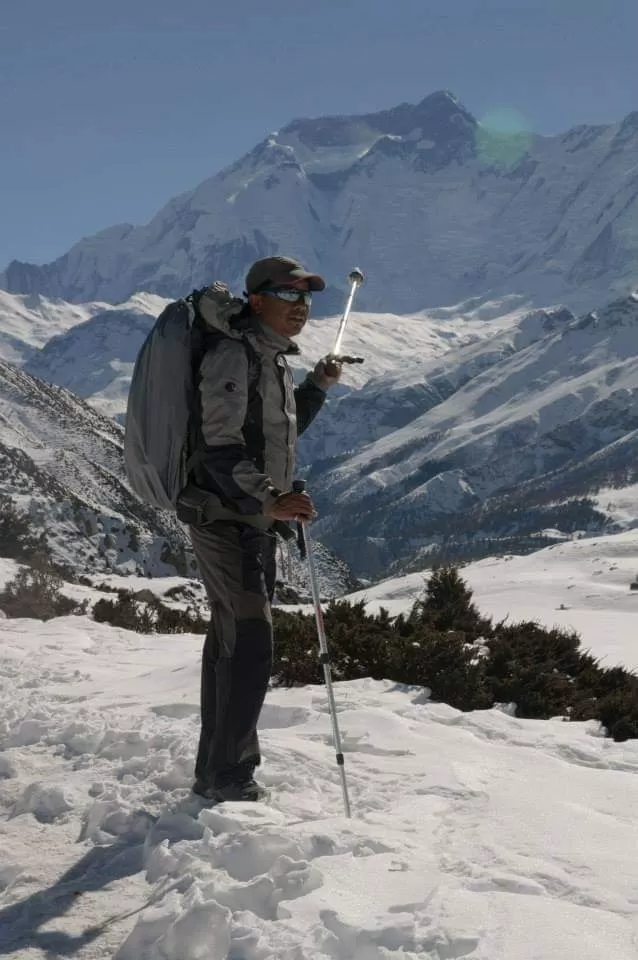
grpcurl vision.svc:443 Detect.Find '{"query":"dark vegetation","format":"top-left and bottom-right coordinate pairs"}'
top-left (1, 508), bottom-right (635, 744)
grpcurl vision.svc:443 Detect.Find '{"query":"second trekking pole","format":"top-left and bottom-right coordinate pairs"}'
top-left (292, 479), bottom-right (352, 819)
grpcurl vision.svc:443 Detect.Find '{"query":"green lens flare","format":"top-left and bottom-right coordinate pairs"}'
top-left (476, 107), bottom-right (532, 171)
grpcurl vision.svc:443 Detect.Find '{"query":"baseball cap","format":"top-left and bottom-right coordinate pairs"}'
top-left (245, 256), bottom-right (326, 295)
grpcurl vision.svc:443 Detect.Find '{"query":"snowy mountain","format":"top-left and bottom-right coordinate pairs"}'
top-left (23, 293), bottom-right (170, 421)
top-left (4, 286), bottom-right (638, 578)
top-left (296, 301), bottom-right (574, 464)
top-left (0, 353), bottom-right (357, 595)
top-left (0, 290), bottom-right (104, 364)
top-left (21, 291), bottom-right (514, 422)
top-left (2, 91), bottom-right (638, 314)
top-left (0, 359), bottom-right (197, 578)
top-left (302, 294), bottom-right (638, 575)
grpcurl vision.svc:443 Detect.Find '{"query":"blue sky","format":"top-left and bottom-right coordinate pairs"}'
top-left (1, 0), bottom-right (637, 268)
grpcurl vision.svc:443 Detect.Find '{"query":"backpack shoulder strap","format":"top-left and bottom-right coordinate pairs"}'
top-left (184, 318), bottom-right (262, 476)
top-left (241, 334), bottom-right (262, 399)
top-left (187, 287), bottom-right (260, 381)
top-left (190, 321), bottom-right (261, 394)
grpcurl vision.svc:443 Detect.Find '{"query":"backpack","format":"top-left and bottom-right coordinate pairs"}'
top-left (123, 283), bottom-right (260, 513)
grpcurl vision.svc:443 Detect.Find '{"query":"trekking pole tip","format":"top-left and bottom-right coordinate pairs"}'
top-left (348, 268), bottom-right (365, 285)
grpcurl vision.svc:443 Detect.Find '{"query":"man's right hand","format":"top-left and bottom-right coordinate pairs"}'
top-left (265, 491), bottom-right (317, 522)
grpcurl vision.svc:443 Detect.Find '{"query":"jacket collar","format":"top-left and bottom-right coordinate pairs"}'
top-left (195, 288), bottom-right (300, 356)
top-left (246, 316), bottom-right (300, 357)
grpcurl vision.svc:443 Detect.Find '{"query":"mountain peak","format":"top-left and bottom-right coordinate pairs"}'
top-left (3, 90), bottom-right (638, 312)
top-left (372, 89), bottom-right (476, 138)
top-left (279, 90), bottom-right (474, 150)
top-left (416, 89), bottom-right (472, 116)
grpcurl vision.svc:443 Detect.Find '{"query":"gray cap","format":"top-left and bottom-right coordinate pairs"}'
top-left (245, 256), bottom-right (326, 295)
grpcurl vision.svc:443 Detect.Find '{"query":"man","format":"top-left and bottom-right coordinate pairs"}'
top-left (185, 255), bottom-right (341, 802)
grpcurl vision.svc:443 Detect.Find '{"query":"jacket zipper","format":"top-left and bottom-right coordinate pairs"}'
top-left (275, 354), bottom-right (296, 486)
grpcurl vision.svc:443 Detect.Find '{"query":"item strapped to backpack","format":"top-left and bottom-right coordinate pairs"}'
top-left (123, 283), bottom-right (260, 515)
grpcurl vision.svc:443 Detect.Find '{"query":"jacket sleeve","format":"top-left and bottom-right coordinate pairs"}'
top-left (196, 340), bottom-right (280, 514)
top-left (295, 374), bottom-right (327, 436)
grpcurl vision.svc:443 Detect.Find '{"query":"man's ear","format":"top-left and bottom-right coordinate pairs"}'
top-left (248, 293), bottom-right (263, 314)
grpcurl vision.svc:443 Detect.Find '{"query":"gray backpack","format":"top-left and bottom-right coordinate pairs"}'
top-left (123, 284), bottom-right (258, 513)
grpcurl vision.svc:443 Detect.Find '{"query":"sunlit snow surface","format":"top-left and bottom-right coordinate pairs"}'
top-left (0, 532), bottom-right (637, 959)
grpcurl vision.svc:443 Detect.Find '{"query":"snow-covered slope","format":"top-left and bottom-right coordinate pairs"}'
top-left (593, 481), bottom-right (638, 528)
top-left (3, 91), bottom-right (638, 314)
top-left (306, 294), bottom-right (638, 574)
top-left (0, 359), bottom-right (195, 577)
top-left (344, 526), bottom-right (638, 672)
top-left (6, 287), bottom-right (638, 577)
top-left (0, 352), bottom-right (358, 593)
top-left (297, 301), bottom-right (573, 464)
top-left (20, 292), bottom-right (514, 421)
top-left (23, 293), bottom-right (170, 421)
top-left (0, 290), bottom-right (104, 364)
top-left (0, 555), bottom-right (636, 959)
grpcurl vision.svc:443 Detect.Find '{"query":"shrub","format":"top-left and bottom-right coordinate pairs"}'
top-left (486, 621), bottom-right (584, 718)
top-left (271, 564), bottom-right (638, 742)
top-left (594, 684), bottom-right (638, 742)
top-left (83, 560), bottom-right (637, 742)
top-left (409, 564), bottom-right (492, 638)
top-left (0, 564), bottom-right (87, 620)
top-left (92, 589), bottom-right (207, 634)
top-left (0, 496), bottom-right (50, 564)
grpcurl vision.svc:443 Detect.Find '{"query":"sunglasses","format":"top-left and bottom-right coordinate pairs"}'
top-left (260, 287), bottom-right (313, 305)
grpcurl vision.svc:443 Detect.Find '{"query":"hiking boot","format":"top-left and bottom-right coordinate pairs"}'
top-left (192, 765), bottom-right (263, 803)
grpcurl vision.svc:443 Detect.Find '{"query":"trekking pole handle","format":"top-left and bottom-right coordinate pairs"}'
top-left (332, 355), bottom-right (364, 365)
top-left (291, 479), bottom-right (307, 557)
top-left (331, 267), bottom-right (365, 358)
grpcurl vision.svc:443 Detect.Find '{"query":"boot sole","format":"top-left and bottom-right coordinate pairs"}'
top-left (192, 785), bottom-right (268, 804)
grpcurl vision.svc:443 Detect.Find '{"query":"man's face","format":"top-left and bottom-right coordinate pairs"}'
top-left (249, 279), bottom-right (312, 339)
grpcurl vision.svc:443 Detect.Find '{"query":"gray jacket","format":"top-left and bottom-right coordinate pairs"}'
top-left (187, 287), bottom-right (326, 526)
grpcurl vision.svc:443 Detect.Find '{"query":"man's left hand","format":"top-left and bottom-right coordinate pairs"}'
top-left (312, 356), bottom-right (343, 390)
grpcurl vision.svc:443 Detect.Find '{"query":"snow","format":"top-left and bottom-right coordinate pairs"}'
top-left (302, 294), bottom-right (638, 575)
top-left (345, 528), bottom-right (638, 672)
top-left (5, 91), bottom-right (638, 318)
top-left (1, 536), bottom-right (637, 958)
top-left (3, 276), bottom-right (636, 584)
top-left (295, 299), bottom-right (528, 388)
top-left (593, 482), bottom-right (638, 530)
top-left (15, 292), bottom-right (521, 421)
top-left (0, 359), bottom-right (196, 580)
top-left (321, 296), bottom-right (638, 482)
top-left (0, 290), bottom-right (106, 364)
top-left (22, 292), bottom-right (171, 420)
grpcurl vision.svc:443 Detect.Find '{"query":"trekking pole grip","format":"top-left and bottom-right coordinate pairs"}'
top-left (291, 479), bottom-right (307, 557)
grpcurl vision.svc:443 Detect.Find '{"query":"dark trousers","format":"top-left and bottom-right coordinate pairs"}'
top-left (188, 520), bottom-right (277, 786)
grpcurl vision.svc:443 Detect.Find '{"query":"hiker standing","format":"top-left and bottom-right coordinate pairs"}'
top-left (181, 256), bottom-right (341, 801)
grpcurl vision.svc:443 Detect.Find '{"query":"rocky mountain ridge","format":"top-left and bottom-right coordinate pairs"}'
top-left (2, 91), bottom-right (638, 315)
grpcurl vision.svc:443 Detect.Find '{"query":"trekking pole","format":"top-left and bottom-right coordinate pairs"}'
top-left (330, 268), bottom-right (365, 360)
top-left (292, 479), bottom-right (352, 818)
